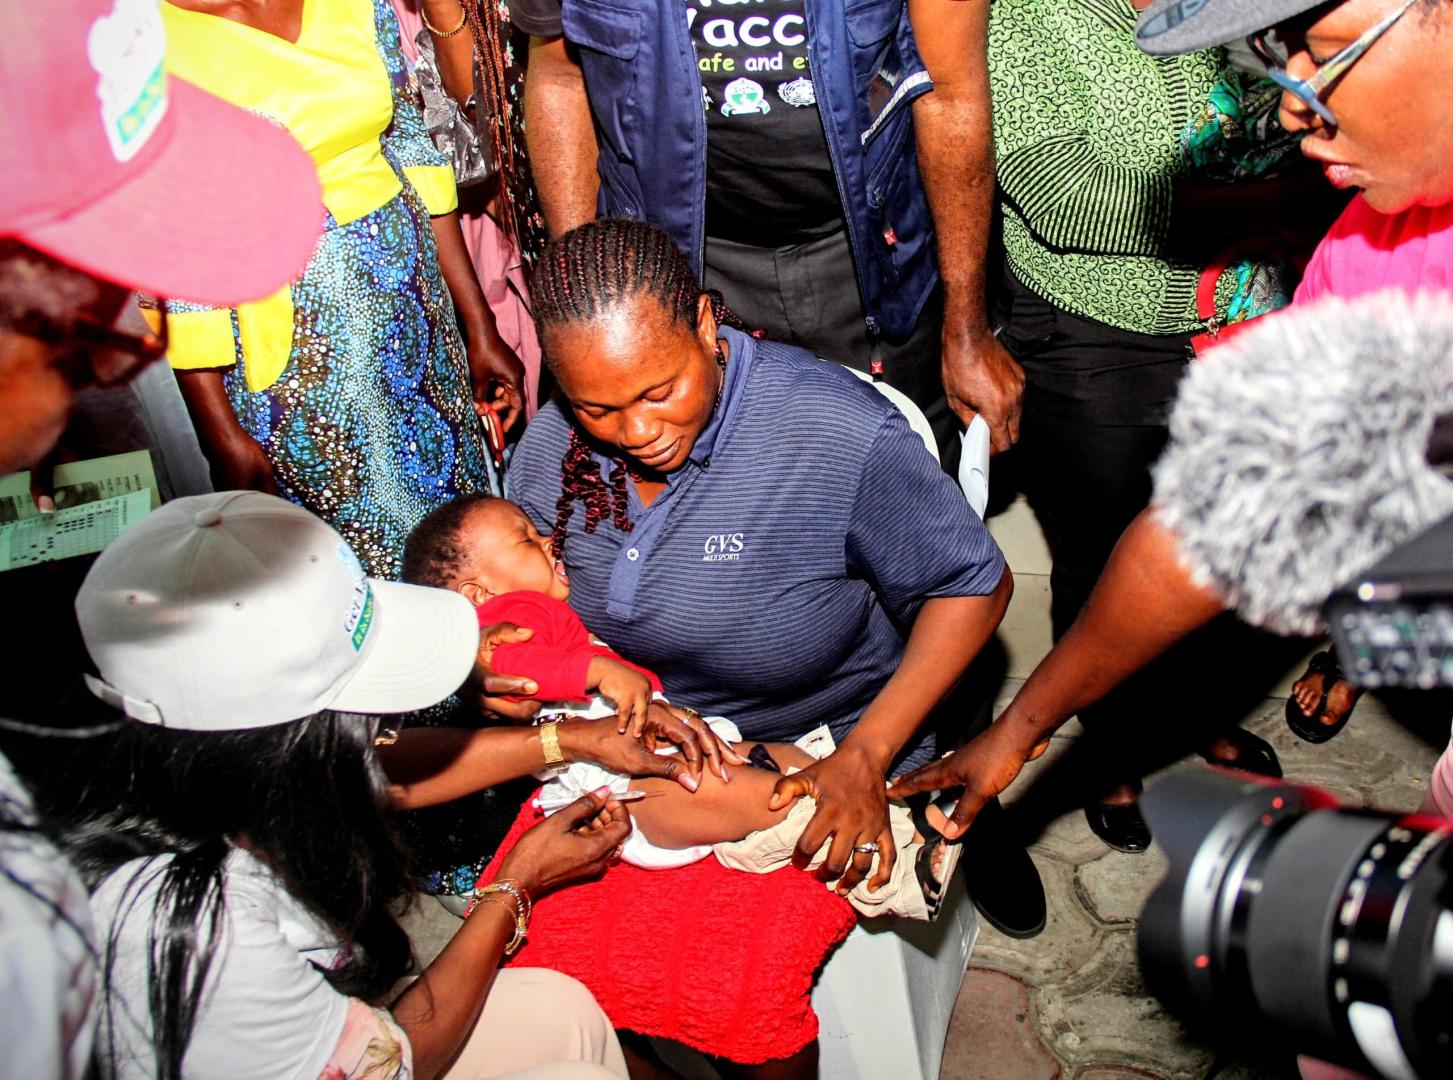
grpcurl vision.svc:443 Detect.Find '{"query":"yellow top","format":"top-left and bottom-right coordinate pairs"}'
top-left (160, 0), bottom-right (457, 391)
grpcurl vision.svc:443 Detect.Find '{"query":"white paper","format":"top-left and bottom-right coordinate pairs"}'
top-left (0, 489), bottom-right (152, 571)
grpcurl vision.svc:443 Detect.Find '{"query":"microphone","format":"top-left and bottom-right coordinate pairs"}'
top-left (1151, 289), bottom-right (1453, 637)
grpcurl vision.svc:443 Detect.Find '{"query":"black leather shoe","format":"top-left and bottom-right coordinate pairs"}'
top-left (1198, 728), bottom-right (1283, 779)
top-left (960, 799), bottom-right (1047, 939)
top-left (1085, 799), bottom-right (1152, 854)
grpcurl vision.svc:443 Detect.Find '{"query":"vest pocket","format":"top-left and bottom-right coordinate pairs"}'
top-left (562, 0), bottom-right (641, 59)
top-left (843, 0), bottom-right (916, 144)
top-left (844, 0), bottom-right (899, 47)
top-left (561, 0), bottom-right (643, 160)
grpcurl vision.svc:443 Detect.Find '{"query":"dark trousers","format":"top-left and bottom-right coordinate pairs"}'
top-left (703, 228), bottom-right (957, 468)
top-left (994, 265), bottom-right (1197, 782)
top-left (995, 268), bottom-right (1191, 639)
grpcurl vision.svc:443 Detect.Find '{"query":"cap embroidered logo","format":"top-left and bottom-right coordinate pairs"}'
top-left (338, 543), bottom-right (375, 651)
top-left (86, 0), bottom-right (168, 162)
top-left (351, 588), bottom-right (375, 651)
top-left (86, 0), bottom-right (167, 162)
top-left (1139, 0), bottom-right (1211, 38)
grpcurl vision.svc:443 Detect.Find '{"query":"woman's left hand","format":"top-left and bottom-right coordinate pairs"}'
top-left (466, 326), bottom-right (525, 433)
top-left (768, 745), bottom-right (894, 894)
top-left (635, 701), bottom-right (746, 783)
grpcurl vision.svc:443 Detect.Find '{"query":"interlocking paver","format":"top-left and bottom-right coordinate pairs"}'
top-left (942, 968), bottom-right (1061, 1080)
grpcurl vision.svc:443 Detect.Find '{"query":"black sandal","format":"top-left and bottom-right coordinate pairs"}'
top-left (1285, 650), bottom-right (1362, 744)
top-left (909, 796), bottom-right (964, 921)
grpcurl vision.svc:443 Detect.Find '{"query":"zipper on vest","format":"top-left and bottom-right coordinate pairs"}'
top-left (682, 3), bottom-right (711, 279)
top-left (866, 315), bottom-right (884, 376)
top-left (687, 14), bottom-right (709, 277)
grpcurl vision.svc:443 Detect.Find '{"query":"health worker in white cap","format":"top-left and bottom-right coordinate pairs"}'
top-left (68, 490), bottom-right (632, 1080)
top-left (0, 1), bottom-right (324, 1075)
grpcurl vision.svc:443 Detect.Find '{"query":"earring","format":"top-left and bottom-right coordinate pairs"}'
top-left (711, 343), bottom-right (727, 411)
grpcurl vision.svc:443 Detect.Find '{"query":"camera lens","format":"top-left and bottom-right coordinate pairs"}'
top-left (1138, 767), bottom-right (1453, 1079)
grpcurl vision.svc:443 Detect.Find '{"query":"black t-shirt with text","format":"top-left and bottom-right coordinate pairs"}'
top-left (688, 0), bottom-right (841, 245)
top-left (510, 0), bottom-right (843, 246)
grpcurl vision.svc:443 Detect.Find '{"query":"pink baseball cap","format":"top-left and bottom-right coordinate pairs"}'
top-left (0, 0), bottom-right (324, 307)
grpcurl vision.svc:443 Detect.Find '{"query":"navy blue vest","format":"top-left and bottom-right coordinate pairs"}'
top-left (558, 0), bottom-right (939, 339)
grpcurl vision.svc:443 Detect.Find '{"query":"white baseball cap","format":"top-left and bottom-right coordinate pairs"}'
top-left (76, 492), bottom-right (479, 731)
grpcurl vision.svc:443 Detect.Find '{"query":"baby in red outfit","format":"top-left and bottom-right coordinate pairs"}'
top-left (403, 493), bottom-right (961, 919)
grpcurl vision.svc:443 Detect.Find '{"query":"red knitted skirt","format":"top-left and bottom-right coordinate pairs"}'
top-left (480, 796), bottom-right (858, 1064)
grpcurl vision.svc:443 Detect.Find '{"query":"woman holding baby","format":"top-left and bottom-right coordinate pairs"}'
top-left (475, 219), bottom-right (1012, 1077)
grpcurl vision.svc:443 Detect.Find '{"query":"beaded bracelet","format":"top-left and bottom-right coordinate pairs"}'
top-left (464, 877), bottom-right (531, 955)
top-left (421, 1), bottom-right (467, 37)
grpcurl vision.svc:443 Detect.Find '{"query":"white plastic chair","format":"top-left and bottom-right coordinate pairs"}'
top-left (846, 368), bottom-right (991, 518)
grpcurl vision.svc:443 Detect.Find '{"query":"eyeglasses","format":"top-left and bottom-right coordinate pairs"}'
top-left (8, 299), bottom-right (168, 390)
top-left (1248, 0), bottom-right (1419, 129)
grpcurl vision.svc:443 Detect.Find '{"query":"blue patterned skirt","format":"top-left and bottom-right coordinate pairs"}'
top-left (225, 184), bottom-right (487, 577)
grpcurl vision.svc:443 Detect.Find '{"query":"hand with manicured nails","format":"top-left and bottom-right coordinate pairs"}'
top-left (558, 704), bottom-right (744, 792)
top-left (634, 701), bottom-right (744, 783)
top-left (496, 788), bottom-right (631, 897)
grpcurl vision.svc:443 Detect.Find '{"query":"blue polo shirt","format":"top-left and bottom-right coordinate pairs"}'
top-left (509, 329), bottom-right (1005, 772)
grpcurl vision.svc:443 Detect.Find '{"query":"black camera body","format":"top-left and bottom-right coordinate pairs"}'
top-left (1138, 502), bottom-right (1453, 1078)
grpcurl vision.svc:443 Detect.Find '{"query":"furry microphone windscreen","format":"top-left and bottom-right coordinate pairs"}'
top-left (1152, 290), bottom-right (1453, 637)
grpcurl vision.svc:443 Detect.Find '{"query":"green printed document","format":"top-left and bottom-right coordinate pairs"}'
top-left (0, 451), bottom-right (158, 571)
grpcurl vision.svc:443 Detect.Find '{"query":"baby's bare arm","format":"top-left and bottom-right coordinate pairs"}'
top-left (628, 742), bottom-right (818, 849)
top-left (587, 656), bottom-right (653, 734)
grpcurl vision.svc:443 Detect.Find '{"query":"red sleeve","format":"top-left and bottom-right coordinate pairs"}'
top-left (477, 592), bottom-right (596, 701)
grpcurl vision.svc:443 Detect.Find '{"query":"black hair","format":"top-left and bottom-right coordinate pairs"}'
top-left (0, 238), bottom-right (103, 328)
top-left (402, 492), bottom-right (506, 588)
top-left (530, 219), bottom-right (746, 557)
top-left (53, 711), bottom-right (414, 1080)
top-left (530, 218), bottom-right (745, 364)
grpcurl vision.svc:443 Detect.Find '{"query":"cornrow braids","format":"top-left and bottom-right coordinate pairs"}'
top-left (530, 219), bottom-right (748, 348)
top-left (535, 220), bottom-right (753, 559)
top-left (551, 429), bottom-right (633, 561)
top-left (401, 492), bottom-right (501, 588)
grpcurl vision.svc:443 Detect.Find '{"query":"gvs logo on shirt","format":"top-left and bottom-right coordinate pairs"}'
top-left (703, 533), bottom-right (746, 561)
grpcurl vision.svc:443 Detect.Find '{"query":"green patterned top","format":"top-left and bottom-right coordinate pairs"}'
top-left (989, 0), bottom-right (1221, 335)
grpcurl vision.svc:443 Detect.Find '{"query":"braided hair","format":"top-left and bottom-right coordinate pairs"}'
top-left (531, 220), bottom-right (747, 559)
top-left (461, 2), bottom-right (544, 260)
